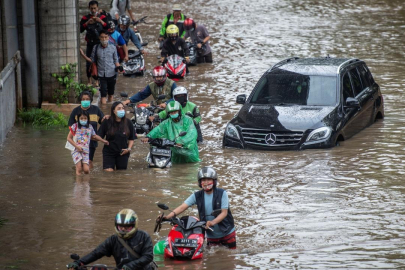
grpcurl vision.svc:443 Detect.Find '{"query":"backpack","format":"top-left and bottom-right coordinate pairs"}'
top-left (86, 22), bottom-right (104, 43)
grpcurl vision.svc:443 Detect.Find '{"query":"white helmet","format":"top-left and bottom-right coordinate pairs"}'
top-left (172, 86), bottom-right (188, 106)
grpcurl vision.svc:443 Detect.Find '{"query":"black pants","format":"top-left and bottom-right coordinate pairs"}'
top-left (99, 75), bottom-right (117, 97)
top-left (197, 52), bottom-right (213, 63)
top-left (89, 147), bottom-right (96, 161)
top-left (86, 43), bottom-right (97, 78)
top-left (103, 152), bottom-right (130, 170)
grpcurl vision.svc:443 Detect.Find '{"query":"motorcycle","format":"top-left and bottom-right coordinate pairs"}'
top-left (120, 93), bottom-right (165, 136)
top-left (185, 38), bottom-right (197, 66)
top-left (145, 132), bottom-right (187, 169)
top-left (154, 203), bottom-right (221, 260)
top-left (123, 16), bottom-right (148, 76)
top-left (163, 54), bottom-right (187, 80)
top-left (67, 254), bottom-right (117, 270)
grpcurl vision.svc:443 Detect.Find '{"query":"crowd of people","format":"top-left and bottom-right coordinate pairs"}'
top-left (67, 1), bottom-right (231, 269)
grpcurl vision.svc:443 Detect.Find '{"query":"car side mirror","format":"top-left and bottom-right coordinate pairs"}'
top-left (120, 92), bottom-right (128, 98)
top-left (141, 42), bottom-right (148, 47)
top-left (236, 94), bottom-right (246, 104)
top-left (345, 97), bottom-right (360, 108)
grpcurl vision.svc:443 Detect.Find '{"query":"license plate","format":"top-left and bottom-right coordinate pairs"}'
top-left (173, 238), bottom-right (198, 247)
top-left (151, 148), bottom-right (171, 156)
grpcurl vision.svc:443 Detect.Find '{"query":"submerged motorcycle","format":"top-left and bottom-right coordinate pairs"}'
top-left (123, 16), bottom-right (148, 76)
top-left (154, 203), bottom-right (221, 260)
top-left (185, 38), bottom-right (197, 66)
top-left (163, 54), bottom-right (187, 80)
top-left (145, 131), bottom-right (187, 169)
top-left (120, 93), bottom-right (165, 136)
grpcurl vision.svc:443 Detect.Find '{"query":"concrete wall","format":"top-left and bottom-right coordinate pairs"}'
top-left (38, 0), bottom-right (79, 102)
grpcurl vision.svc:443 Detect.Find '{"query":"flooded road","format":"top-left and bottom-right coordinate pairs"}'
top-left (1, 0), bottom-right (405, 269)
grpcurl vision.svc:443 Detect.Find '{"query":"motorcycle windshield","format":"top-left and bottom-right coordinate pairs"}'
top-left (167, 54), bottom-right (184, 67)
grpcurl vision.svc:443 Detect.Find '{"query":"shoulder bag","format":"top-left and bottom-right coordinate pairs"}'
top-left (117, 237), bottom-right (158, 270)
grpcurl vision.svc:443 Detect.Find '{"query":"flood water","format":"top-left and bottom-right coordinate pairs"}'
top-left (1, 0), bottom-right (405, 269)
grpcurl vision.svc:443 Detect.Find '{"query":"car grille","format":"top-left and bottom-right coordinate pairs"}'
top-left (240, 128), bottom-right (304, 147)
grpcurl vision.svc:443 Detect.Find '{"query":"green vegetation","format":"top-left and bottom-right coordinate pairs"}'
top-left (18, 108), bottom-right (68, 128)
top-left (52, 63), bottom-right (97, 105)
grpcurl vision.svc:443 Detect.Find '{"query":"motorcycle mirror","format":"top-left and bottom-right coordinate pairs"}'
top-left (179, 131), bottom-right (187, 137)
top-left (157, 94), bottom-right (166, 100)
top-left (70, 254), bottom-right (80, 260)
top-left (211, 209), bottom-right (222, 217)
top-left (141, 42), bottom-right (148, 47)
top-left (157, 203), bottom-right (169, 210)
top-left (120, 92), bottom-right (128, 98)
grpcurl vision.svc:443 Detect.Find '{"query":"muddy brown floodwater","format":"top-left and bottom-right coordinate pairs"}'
top-left (1, 0), bottom-right (405, 269)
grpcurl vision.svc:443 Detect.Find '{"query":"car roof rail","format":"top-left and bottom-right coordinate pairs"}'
top-left (337, 58), bottom-right (360, 73)
top-left (271, 57), bottom-right (300, 70)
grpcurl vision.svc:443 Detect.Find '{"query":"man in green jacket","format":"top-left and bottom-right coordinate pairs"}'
top-left (158, 4), bottom-right (187, 42)
top-left (158, 86), bottom-right (203, 143)
top-left (141, 101), bottom-right (200, 163)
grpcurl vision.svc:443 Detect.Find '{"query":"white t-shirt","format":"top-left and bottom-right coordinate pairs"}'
top-left (110, 0), bottom-right (132, 16)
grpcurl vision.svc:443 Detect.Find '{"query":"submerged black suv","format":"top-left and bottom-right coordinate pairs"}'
top-left (223, 57), bottom-right (384, 150)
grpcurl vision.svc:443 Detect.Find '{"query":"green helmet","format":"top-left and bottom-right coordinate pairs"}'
top-left (166, 100), bottom-right (182, 114)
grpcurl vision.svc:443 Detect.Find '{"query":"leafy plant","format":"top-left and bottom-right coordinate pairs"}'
top-left (18, 108), bottom-right (68, 128)
top-left (51, 63), bottom-right (97, 105)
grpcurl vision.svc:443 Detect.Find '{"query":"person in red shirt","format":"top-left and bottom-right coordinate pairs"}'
top-left (80, 1), bottom-right (108, 85)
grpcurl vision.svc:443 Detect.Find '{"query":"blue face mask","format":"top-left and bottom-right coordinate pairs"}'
top-left (81, 100), bottom-right (91, 108)
top-left (79, 120), bottom-right (88, 126)
top-left (170, 113), bottom-right (179, 119)
top-left (117, 110), bottom-right (125, 118)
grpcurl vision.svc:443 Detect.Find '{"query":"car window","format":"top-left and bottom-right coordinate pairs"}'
top-left (250, 69), bottom-right (337, 106)
top-left (363, 64), bottom-right (375, 84)
top-left (358, 65), bottom-right (370, 89)
top-left (349, 69), bottom-right (363, 96)
top-left (342, 73), bottom-right (354, 102)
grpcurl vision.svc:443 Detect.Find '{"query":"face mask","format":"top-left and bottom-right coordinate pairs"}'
top-left (101, 40), bottom-right (108, 46)
top-left (175, 96), bottom-right (187, 106)
top-left (79, 120), bottom-right (88, 126)
top-left (120, 27), bottom-right (126, 31)
top-left (117, 110), bottom-right (125, 118)
top-left (203, 183), bottom-right (214, 191)
top-left (91, 11), bottom-right (98, 16)
top-left (170, 113), bottom-right (179, 119)
top-left (81, 100), bottom-right (91, 108)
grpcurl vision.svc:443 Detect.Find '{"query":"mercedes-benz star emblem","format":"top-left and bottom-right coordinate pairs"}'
top-left (265, 133), bottom-right (277, 145)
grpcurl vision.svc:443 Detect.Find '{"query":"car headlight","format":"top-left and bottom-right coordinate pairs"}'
top-left (225, 123), bottom-right (240, 140)
top-left (306, 127), bottom-right (332, 142)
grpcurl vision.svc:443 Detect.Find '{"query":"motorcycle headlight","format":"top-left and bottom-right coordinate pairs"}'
top-left (306, 127), bottom-right (332, 142)
top-left (136, 114), bottom-right (147, 125)
top-left (225, 123), bottom-right (240, 140)
top-left (153, 157), bottom-right (167, 168)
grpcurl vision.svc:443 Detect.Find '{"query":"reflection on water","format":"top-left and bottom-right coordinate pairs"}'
top-left (1, 0), bottom-right (405, 268)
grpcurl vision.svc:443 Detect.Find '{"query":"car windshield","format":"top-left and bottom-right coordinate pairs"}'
top-left (250, 69), bottom-right (337, 106)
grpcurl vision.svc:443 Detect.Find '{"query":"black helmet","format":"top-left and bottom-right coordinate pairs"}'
top-left (197, 167), bottom-right (218, 188)
top-left (118, 15), bottom-right (130, 26)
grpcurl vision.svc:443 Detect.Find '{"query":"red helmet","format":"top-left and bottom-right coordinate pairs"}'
top-left (152, 66), bottom-right (167, 85)
top-left (184, 18), bottom-right (196, 31)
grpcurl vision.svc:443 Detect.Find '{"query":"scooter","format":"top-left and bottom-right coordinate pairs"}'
top-left (145, 131), bottom-right (187, 168)
top-left (185, 38), bottom-right (197, 66)
top-left (120, 93), bottom-right (165, 136)
top-left (67, 254), bottom-right (117, 270)
top-left (123, 16), bottom-right (148, 76)
top-left (163, 54), bottom-right (187, 80)
top-left (154, 203), bottom-right (221, 260)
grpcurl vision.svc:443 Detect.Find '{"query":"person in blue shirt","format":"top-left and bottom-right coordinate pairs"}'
top-left (161, 167), bottom-right (237, 249)
top-left (117, 15), bottom-right (146, 54)
top-left (107, 21), bottom-right (128, 62)
top-left (122, 66), bottom-right (176, 109)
